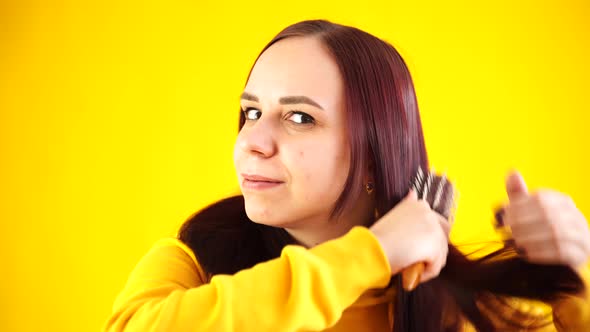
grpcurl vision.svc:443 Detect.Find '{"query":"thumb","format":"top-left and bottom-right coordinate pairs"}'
top-left (505, 170), bottom-right (529, 201)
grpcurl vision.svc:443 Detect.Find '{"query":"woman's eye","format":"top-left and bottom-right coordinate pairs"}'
top-left (243, 108), bottom-right (261, 120)
top-left (287, 111), bottom-right (315, 125)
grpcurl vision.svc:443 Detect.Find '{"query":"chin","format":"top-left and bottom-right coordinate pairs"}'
top-left (244, 200), bottom-right (276, 224)
top-left (243, 199), bottom-right (291, 228)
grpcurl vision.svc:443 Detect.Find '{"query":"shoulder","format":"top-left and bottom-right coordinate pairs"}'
top-left (110, 238), bottom-right (207, 315)
top-left (130, 237), bottom-right (208, 286)
top-left (153, 237), bottom-right (198, 264)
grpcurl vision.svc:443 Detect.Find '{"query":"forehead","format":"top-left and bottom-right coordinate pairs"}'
top-left (245, 37), bottom-right (344, 107)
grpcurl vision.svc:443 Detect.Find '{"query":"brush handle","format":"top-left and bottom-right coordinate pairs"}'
top-left (401, 167), bottom-right (456, 291)
top-left (402, 262), bottom-right (424, 291)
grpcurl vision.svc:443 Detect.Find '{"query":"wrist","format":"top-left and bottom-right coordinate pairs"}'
top-left (370, 229), bottom-right (400, 275)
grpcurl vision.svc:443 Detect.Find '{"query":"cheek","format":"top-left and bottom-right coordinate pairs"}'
top-left (233, 132), bottom-right (244, 168)
top-left (233, 146), bottom-right (239, 168)
top-left (289, 141), bottom-right (350, 201)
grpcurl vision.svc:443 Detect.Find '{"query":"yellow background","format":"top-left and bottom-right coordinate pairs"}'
top-left (1, 0), bottom-right (588, 331)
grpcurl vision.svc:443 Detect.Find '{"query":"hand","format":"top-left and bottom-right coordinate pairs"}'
top-left (370, 189), bottom-right (450, 283)
top-left (503, 170), bottom-right (590, 270)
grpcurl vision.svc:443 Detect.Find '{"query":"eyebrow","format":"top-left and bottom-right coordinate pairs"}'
top-left (240, 92), bottom-right (324, 110)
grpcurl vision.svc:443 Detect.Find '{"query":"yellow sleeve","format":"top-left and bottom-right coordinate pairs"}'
top-left (551, 263), bottom-right (590, 331)
top-left (102, 226), bottom-right (391, 332)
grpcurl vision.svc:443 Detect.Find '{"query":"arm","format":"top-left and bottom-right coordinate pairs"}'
top-left (102, 226), bottom-right (391, 332)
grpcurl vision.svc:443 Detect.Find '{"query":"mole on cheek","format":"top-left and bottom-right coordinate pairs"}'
top-left (299, 150), bottom-right (304, 158)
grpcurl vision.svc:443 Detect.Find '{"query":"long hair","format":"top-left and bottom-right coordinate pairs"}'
top-left (180, 20), bottom-right (584, 331)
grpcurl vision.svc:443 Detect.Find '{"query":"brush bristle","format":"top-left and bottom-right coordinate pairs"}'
top-left (411, 166), bottom-right (456, 220)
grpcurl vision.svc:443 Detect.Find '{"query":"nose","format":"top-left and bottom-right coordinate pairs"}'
top-left (236, 114), bottom-right (278, 158)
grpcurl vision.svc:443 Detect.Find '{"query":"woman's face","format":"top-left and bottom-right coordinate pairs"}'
top-left (233, 36), bottom-right (352, 230)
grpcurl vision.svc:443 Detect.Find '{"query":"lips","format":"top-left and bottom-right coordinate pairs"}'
top-left (241, 173), bottom-right (284, 190)
top-left (241, 173), bottom-right (283, 183)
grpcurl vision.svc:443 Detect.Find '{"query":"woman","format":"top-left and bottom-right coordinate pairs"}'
top-left (103, 20), bottom-right (590, 331)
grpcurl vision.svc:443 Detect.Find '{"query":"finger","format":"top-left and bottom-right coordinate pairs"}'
top-left (437, 215), bottom-right (451, 239)
top-left (439, 247), bottom-right (449, 273)
top-left (421, 257), bottom-right (441, 283)
top-left (514, 240), bottom-right (558, 264)
top-left (504, 208), bottom-right (542, 227)
top-left (507, 190), bottom-right (566, 219)
top-left (504, 202), bottom-right (545, 228)
top-left (406, 188), bottom-right (418, 201)
top-left (511, 224), bottom-right (541, 241)
top-left (421, 246), bottom-right (447, 283)
top-left (513, 231), bottom-right (557, 249)
top-left (507, 216), bottom-right (549, 239)
top-left (515, 218), bottom-right (589, 251)
top-left (510, 208), bottom-right (583, 244)
top-left (506, 170), bottom-right (529, 202)
top-left (519, 241), bottom-right (587, 267)
top-left (423, 229), bottom-right (449, 283)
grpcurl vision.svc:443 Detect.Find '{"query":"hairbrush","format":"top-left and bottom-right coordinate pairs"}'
top-left (402, 166), bottom-right (458, 291)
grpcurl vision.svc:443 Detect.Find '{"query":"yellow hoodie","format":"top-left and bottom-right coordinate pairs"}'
top-left (103, 226), bottom-right (590, 332)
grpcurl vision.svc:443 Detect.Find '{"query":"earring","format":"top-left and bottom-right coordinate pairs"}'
top-left (365, 182), bottom-right (374, 194)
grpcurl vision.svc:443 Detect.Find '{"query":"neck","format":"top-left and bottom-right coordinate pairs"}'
top-left (284, 204), bottom-right (375, 248)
